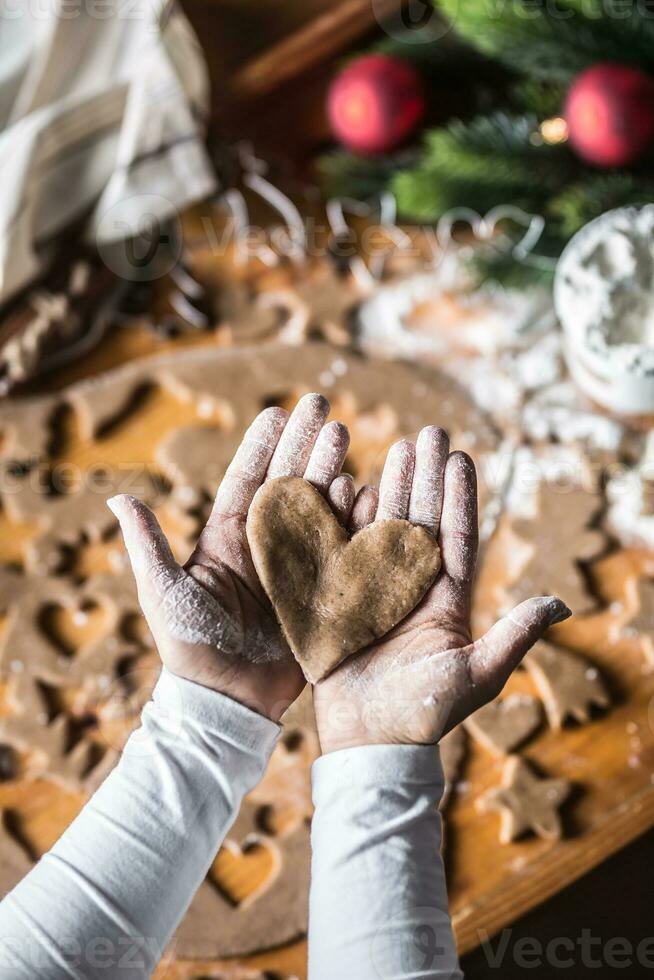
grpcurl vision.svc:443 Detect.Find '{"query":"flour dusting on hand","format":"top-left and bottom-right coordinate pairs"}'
top-left (376, 439), bottom-right (416, 520)
top-left (267, 392), bottom-right (329, 478)
top-left (214, 406), bottom-right (288, 516)
top-left (304, 420), bottom-right (350, 491)
top-left (109, 494), bottom-right (281, 664)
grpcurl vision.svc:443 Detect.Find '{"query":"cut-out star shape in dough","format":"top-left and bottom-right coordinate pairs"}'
top-left (479, 755), bottom-right (571, 844)
top-left (1, 674), bottom-right (97, 791)
top-left (524, 641), bottom-right (610, 729)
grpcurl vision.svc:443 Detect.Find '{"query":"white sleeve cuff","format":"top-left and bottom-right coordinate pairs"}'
top-left (150, 667), bottom-right (281, 757)
top-left (309, 743), bottom-right (460, 980)
top-left (312, 743), bottom-right (445, 806)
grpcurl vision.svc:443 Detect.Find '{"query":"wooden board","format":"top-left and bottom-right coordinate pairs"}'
top-left (452, 530), bottom-right (654, 953)
top-left (185, 0), bottom-right (400, 105)
top-left (1, 220), bottom-right (654, 980)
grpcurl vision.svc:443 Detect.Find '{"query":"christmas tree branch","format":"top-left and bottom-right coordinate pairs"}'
top-left (436, 0), bottom-right (654, 79)
top-left (392, 112), bottom-right (572, 220)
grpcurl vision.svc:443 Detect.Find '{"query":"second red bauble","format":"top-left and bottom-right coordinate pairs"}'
top-left (327, 54), bottom-right (425, 156)
top-left (565, 63), bottom-right (654, 167)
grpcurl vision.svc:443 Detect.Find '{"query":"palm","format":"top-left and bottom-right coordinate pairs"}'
top-left (314, 432), bottom-right (570, 754)
top-left (315, 547), bottom-right (477, 746)
top-left (190, 515), bottom-right (290, 659)
top-left (176, 515), bottom-right (302, 714)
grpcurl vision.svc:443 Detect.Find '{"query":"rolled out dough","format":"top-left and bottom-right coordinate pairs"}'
top-left (247, 476), bottom-right (441, 682)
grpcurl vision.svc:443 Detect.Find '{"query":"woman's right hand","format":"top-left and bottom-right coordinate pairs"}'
top-left (109, 393), bottom-right (351, 722)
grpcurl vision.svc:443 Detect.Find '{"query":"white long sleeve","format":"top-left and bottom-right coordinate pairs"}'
top-left (308, 744), bottom-right (463, 980)
top-left (0, 668), bottom-right (280, 979)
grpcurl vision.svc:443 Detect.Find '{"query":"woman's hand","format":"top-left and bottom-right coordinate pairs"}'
top-left (314, 428), bottom-right (571, 753)
top-left (109, 393), bottom-right (350, 722)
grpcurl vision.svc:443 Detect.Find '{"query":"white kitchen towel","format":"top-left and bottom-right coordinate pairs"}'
top-left (0, 0), bottom-right (216, 305)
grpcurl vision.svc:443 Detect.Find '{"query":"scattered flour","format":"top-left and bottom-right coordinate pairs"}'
top-left (356, 259), bottom-right (555, 363)
top-left (507, 330), bottom-right (563, 393)
top-left (606, 431), bottom-right (654, 549)
top-left (522, 381), bottom-right (625, 453)
top-left (505, 445), bottom-right (597, 519)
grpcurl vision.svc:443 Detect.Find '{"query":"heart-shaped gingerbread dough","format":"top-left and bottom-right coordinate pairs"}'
top-left (247, 476), bottom-right (441, 682)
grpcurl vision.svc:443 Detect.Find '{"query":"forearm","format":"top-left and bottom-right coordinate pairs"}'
top-left (0, 669), bottom-right (280, 979)
top-left (309, 744), bottom-right (462, 980)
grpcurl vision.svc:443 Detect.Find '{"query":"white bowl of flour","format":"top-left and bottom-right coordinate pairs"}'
top-left (554, 205), bottom-right (654, 415)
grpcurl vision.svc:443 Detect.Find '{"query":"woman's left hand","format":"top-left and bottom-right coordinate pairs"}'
top-left (314, 428), bottom-right (571, 753)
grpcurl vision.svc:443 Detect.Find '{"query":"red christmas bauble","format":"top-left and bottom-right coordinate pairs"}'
top-left (327, 54), bottom-right (425, 155)
top-left (565, 63), bottom-right (654, 167)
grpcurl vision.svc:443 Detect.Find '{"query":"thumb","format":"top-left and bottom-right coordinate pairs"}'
top-left (107, 494), bottom-right (181, 604)
top-left (470, 596), bottom-right (571, 697)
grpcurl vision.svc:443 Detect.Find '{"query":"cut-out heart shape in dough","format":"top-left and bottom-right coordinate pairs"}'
top-left (38, 599), bottom-right (110, 658)
top-left (208, 837), bottom-right (280, 907)
top-left (247, 476), bottom-right (441, 682)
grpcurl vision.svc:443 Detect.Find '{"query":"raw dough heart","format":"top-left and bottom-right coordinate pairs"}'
top-left (247, 476), bottom-right (441, 682)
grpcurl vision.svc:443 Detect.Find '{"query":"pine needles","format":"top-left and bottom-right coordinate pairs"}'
top-left (317, 0), bottom-right (654, 286)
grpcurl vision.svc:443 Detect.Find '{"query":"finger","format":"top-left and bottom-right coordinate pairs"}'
top-left (470, 596), bottom-right (571, 696)
top-left (376, 439), bottom-right (416, 521)
top-left (211, 406), bottom-right (289, 519)
top-left (328, 474), bottom-right (355, 525)
top-left (304, 421), bottom-right (350, 494)
top-left (439, 451), bottom-right (478, 587)
top-left (267, 393), bottom-right (329, 479)
top-left (408, 426), bottom-right (449, 536)
top-left (107, 494), bottom-right (180, 601)
top-left (349, 485), bottom-right (379, 532)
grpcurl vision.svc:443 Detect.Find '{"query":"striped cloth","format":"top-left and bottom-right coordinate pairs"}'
top-left (0, 0), bottom-right (216, 305)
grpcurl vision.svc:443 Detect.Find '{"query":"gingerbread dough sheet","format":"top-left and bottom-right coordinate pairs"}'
top-left (247, 477), bottom-right (441, 682)
top-left (0, 342), bottom-right (499, 961)
top-left (0, 338), bottom-right (646, 969)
